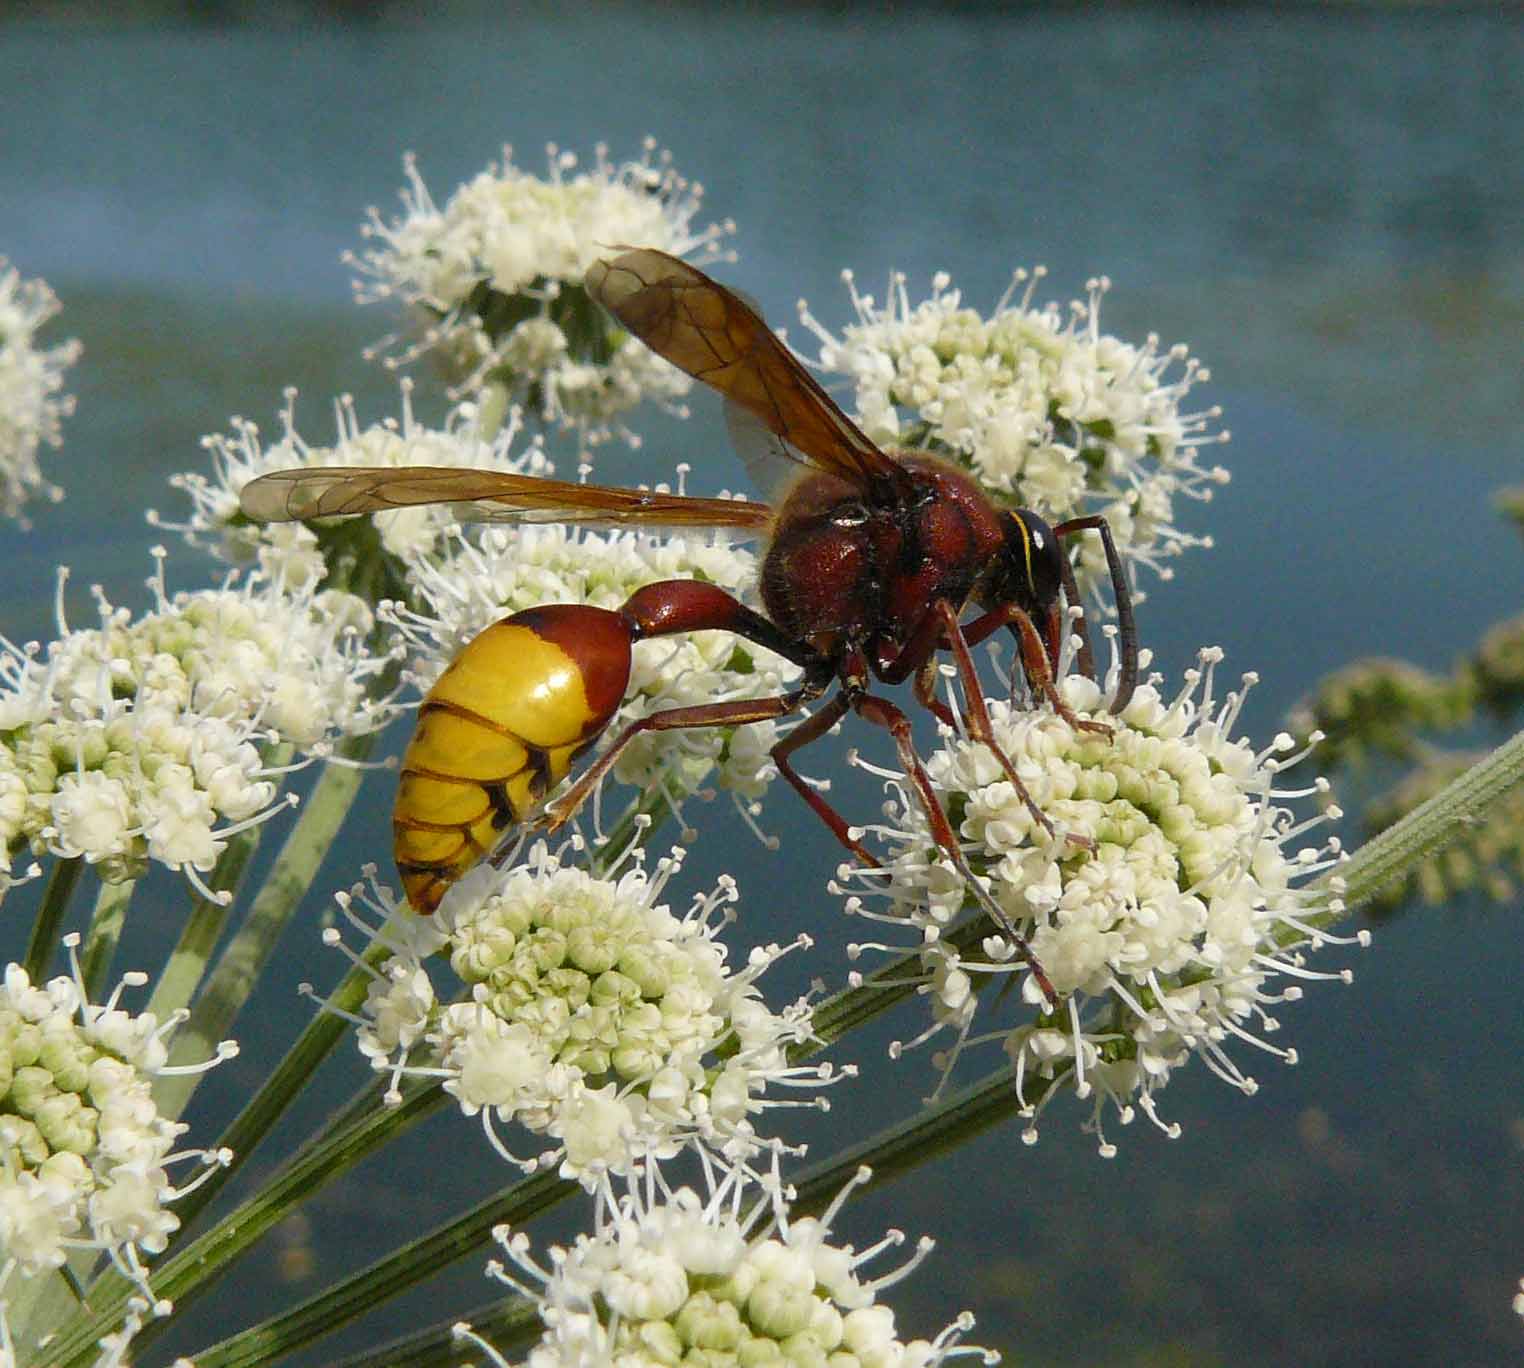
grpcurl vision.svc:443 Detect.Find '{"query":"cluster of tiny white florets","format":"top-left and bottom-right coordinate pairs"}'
top-left (845, 648), bottom-right (1359, 1153)
top-left (389, 507), bottom-right (798, 824)
top-left (459, 1164), bottom-right (996, 1368)
top-left (0, 946), bottom-right (233, 1322)
top-left (160, 382), bottom-right (552, 586)
top-left (348, 139), bottom-right (732, 444)
top-left (0, 552), bottom-right (398, 898)
top-left (800, 268), bottom-right (1229, 599)
top-left (0, 258), bottom-right (82, 525)
top-left (334, 846), bottom-right (835, 1185)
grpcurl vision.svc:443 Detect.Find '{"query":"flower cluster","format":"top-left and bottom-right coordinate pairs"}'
top-left (1286, 656), bottom-right (1470, 770)
top-left (0, 947), bottom-right (233, 1343)
top-left (460, 1163), bottom-right (995, 1368)
top-left (163, 383), bottom-right (552, 590)
top-left (390, 509), bottom-right (797, 821)
top-left (0, 551), bottom-right (398, 898)
top-left (349, 140), bottom-right (732, 445)
top-left (338, 847), bottom-right (835, 1184)
top-left (800, 267), bottom-right (1229, 599)
top-left (844, 649), bottom-right (1357, 1152)
top-left (0, 258), bottom-right (82, 524)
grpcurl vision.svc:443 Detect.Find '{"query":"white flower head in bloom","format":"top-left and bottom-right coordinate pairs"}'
top-left (457, 1161), bottom-right (997, 1368)
top-left (332, 845), bottom-right (837, 1187)
top-left (0, 258), bottom-right (82, 525)
top-left (844, 648), bottom-right (1361, 1154)
top-left (348, 139), bottom-right (734, 447)
top-left (388, 506), bottom-right (798, 830)
top-left (799, 267), bottom-right (1230, 601)
top-left (159, 382), bottom-right (552, 589)
top-left (0, 940), bottom-right (234, 1351)
top-left (0, 549), bottom-right (399, 902)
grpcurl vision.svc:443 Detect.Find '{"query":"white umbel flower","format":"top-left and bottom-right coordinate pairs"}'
top-left (0, 549), bottom-right (399, 899)
top-left (800, 267), bottom-right (1229, 600)
top-left (348, 140), bottom-right (733, 446)
top-left (0, 258), bottom-right (81, 525)
top-left (389, 509), bottom-right (798, 822)
top-left (331, 846), bottom-right (836, 1185)
top-left (162, 382), bottom-right (551, 586)
top-left (0, 941), bottom-right (233, 1353)
top-left (457, 1162), bottom-right (997, 1367)
top-left (846, 648), bottom-right (1361, 1153)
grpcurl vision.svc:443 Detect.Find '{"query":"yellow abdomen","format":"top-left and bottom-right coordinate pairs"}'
top-left (394, 605), bottom-right (634, 913)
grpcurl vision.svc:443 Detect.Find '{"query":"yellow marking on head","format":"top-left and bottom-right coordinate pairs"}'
top-left (1011, 513), bottom-right (1035, 589)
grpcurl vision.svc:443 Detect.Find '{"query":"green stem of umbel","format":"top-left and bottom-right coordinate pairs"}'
top-left (1326, 724), bottom-right (1524, 913)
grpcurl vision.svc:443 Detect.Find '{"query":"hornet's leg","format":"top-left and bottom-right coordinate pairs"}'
top-left (852, 690), bottom-right (1058, 1010)
top-left (961, 601), bottom-right (1112, 738)
top-left (930, 601), bottom-right (1096, 851)
top-left (1051, 513), bottom-right (1139, 714)
top-left (541, 686), bottom-right (820, 829)
top-left (539, 578), bottom-right (831, 830)
top-left (877, 600), bottom-right (1093, 847)
top-left (766, 690), bottom-right (879, 865)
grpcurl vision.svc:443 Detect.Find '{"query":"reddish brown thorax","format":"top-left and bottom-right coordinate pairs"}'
top-left (760, 453), bottom-right (1008, 665)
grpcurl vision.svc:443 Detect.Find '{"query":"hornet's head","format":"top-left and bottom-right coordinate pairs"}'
top-left (984, 508), bottom-right (1067, 667)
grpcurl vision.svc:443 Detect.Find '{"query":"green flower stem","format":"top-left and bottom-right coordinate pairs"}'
top-left (53, 760), bottom-right (693, 1363)
top-left (326, 1297), bottom-right (541, 1368)
top-left (237, 1037), bottom-right (1050, 1368)
top-left (175, 913), bottom-right (949, 1366)
top-left (50, 944), bottom-right (393, 1367)
top-left (144, 815), bottom-right (273, 1026)
top-left (591, 774), bottom-right (688, 874)
top-left (166, 782), bottom-right (928, 1364)
top-left (1321, 724), bottom-right (1524, 913)
top-left (21, 854), bottom-right (82, 981)
top-left (792, 1062), bottom-right (1049, 1220)
top-left (78, 874), bottom-right (135, 1000)
top-left (51, 1064), bottom-right (447, 1368)
top-left (802, 911), bottom-right (999, 1054)
top-left (185, 1168), bottom-right (573, 1368)
top-left (153, 738), bottom-right (372, 1120)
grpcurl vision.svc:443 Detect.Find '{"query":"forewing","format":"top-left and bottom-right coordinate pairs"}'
top-left (238, 466), bottom-right (774, 532)
top-left (724, 400), bottom-right (817, 504)
top-left (587, 249), bottom-right (907, 493)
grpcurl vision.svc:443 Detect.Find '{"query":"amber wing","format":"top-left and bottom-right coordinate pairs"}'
top-left (238, 466), bottom-right (775, 531)
top-left (587, 249), bottom-right (910, 496)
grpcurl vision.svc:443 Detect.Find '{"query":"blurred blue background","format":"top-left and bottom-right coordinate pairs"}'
top-left (2, 6), bottom-right (1522, 1364)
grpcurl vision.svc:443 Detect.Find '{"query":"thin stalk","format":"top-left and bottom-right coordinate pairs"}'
top-left (154, 737), bottom-right (373, 1119)
top-left (21, 855), bottom-right (82, 981)
top-left (326, 1298), bottom-right (540, 1368)
top-left (52, 1067), bottom-right (448, 1368)
top-left (195, 909), bottom-right (993, 1363)
top-left (1326, 724), bottom-right (1524, 912)
top-left (216, 1054), bottom-right (1056, 1368)
top-left (179, 945), bottom-right (392, 1229)
top-left (185, 1169), bottom-right (572, 1368)
top-left (144, 822), bottom-right (266, 1025)
top-left (793, 1065), bottom-right (1052, 1218)
top-left (48, 945), bottom-right (390, 1367)
top-left (78, 875), bottom-right (135, 1000)
top-left (588, 772), bottom-right (687, 874)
